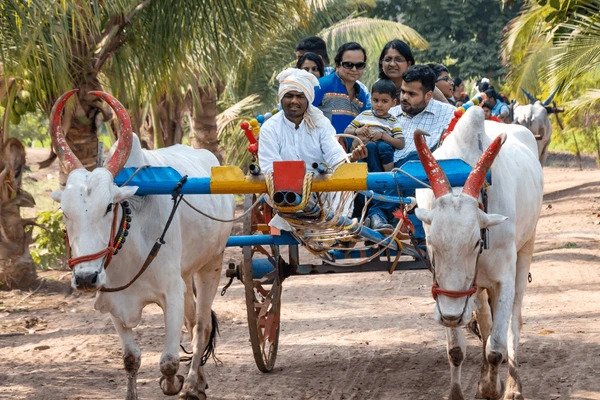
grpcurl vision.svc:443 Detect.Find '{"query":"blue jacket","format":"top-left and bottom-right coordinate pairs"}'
top-left (313, 72), bottom-right (371, 134)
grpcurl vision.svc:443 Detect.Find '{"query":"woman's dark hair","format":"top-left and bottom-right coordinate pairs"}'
top-left (453, 77), bottom-right (463, 88)
top-left (371, 79), bottom-right (398, 99)
top-left (485, 88), bottom-right (498, 101)
top-left (378, 39), bottom-right (415, 80)
top-left (333, 42), bottom-right (367, 66)
top-left (402, 64), bottom-right (436, 93)
top-left (296, 52), bottom-right (325, 78)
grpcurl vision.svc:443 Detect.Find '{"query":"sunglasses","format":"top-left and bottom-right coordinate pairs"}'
top-left (436, 76), bottom-right (453, 83)
top-left (340, 61), bottom-right (366, 70)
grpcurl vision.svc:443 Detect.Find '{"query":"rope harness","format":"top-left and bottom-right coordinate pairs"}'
top-left (263, 168), bottom-right (407, 268)
top-left (65, 176), bottom-right (187, 293)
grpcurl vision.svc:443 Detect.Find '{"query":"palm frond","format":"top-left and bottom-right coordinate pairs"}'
top-left (565, 89), bottom-right (600, 117)
top-left (217, 94), bottom-right (262, 135)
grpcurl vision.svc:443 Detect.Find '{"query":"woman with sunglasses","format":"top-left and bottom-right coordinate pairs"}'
top-left (313, 42), bottom-right (371, 148)
top-left (296, 52), bottom-right (325, 79)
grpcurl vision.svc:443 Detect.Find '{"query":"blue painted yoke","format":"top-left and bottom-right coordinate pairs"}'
top-left (113, 159), bottom-right (489, 196)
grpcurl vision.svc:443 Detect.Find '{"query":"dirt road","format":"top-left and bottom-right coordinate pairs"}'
top-left (1, 165), bottom-right (599, 400)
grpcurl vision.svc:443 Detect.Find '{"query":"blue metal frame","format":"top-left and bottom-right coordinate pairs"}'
top-left (114, 159), bottom-right (489, 196)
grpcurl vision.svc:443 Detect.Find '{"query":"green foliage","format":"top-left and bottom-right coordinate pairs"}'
top-left (4, 109), bottom-right (50, 147)
top-left (30, 210), bottom-right (67, 270)
top-left (371, 0), bottom-right (523, 79)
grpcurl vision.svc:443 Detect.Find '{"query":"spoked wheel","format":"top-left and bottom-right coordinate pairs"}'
top-left (241, 194), bottom-right (282, 372)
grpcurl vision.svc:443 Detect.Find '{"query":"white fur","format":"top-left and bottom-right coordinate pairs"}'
top-left (53, 135), bottom-right (234, 399)
top-left (415, 107), bottom-right (543, 399)
top-left (513, 101), bottom-right (553, 165)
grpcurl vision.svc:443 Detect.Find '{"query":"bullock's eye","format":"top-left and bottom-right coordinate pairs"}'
top-left (473, 240), bottom-right (482, 251)
top-left (105, 203), bottom-right (113, 215)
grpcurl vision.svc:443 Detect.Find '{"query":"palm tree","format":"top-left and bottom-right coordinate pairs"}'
top-left (502, 0), bottom-right (600, 163)
top-left (0, 0), bottom-right (310, 178)
top-left (502, 0), bottom-right (600, 105)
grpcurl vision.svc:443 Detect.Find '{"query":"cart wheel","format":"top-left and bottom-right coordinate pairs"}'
top-left (241, 194), bottom-right (282, 372)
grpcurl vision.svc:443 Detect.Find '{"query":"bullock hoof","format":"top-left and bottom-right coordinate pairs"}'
top-left (448, 383), bottom-right (464, 400)
top-left (160, 374), bottom-right (184, 396)
top-left (180, 392), bottom-right (206, 400)
top-left (503, 391), bottom-right (524, 400)
top-left (477, 380), bottom-right (505, 400)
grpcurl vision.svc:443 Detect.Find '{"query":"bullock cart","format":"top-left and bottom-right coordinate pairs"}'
top-left (113, 159), bottom-right (487, 372)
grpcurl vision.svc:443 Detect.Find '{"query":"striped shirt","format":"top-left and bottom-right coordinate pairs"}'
top-left (350, 110), bottom-right (403, 139)
top-left (389, 99), bottom-right (455, 162)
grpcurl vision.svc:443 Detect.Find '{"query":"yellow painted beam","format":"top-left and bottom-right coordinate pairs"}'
top-left (209, 163), bottom-right (368, 194)
top-left (210, 166), bottom-right (266, 194)
top-left (312, 163), bottom-right (368, 191)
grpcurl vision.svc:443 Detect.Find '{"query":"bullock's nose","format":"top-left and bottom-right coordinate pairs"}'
top-left (74, 271), bottom-right (99, 290)
top-left (440, 313), bottom-right (462, 326)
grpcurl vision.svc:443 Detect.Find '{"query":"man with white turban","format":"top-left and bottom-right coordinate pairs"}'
top-left (258, 68), bottom-right (366, 175)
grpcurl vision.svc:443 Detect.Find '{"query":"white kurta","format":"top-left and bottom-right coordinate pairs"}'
top-left (258, 111), bottom-right (347, 175)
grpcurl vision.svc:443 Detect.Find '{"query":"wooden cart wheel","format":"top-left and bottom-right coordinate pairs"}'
top-left (241, 194), bottom-right (282, 372)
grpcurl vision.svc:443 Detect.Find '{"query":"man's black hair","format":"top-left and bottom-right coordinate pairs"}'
top-left (333, 42), bottom-right (367, 66)
top-left (427, 63), bottom-right (449, 79)
top-left (371, 79), bottom-right (398, 99)
top-left (402, 64), bottom-right (436, 93)
top-left (295, 36), bottom-right (330, 65)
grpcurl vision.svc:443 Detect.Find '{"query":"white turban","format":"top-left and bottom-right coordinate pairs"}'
top-left (276, 68), bottom-right (330, 130)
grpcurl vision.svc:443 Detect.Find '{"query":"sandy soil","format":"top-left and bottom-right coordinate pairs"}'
top-left (1, 156), bottom-right (599, 400)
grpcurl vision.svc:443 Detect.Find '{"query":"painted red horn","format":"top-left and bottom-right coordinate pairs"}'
top-left (462, 133), bottom-right (507, 198)
top-left (414, 129), bottom-right (452, 198)
top-left (49, 89), bottom-right (84, 173)
top-left (88, 91), bottom-right (133, 177)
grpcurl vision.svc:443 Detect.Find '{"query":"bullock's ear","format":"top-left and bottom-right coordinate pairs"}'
top-left (479, 210), bottom-right (508, 228)
top-left (415, 208), bottom-right (433, 225)
top-left (51, 190), bottom-right (62, 202)
top-left (112, 186), bottom-right (138, 203)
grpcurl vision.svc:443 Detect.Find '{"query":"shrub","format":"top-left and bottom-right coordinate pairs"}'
top-left (30, 210), bottom-right (67, 270)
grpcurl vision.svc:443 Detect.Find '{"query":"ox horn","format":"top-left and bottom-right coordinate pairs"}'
top-left (520, 87), bottom-right (537, 104)
top-left (462, 133), bottom-right (507, 199)
top-left (414, 129), bottom-right (452, 198)
top-left (88, 91), bottom-right (133, 177)
top-left (542, 87), bottom-right (560, 106)
top-left (49, 89), bottom-right (84, 174)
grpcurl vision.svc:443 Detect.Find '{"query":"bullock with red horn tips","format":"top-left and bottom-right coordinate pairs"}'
top-left (413, 105), bottom-right (543, 400)
top-left (49, 89), bottom-right (84, 173)
top-left (49, 90), bottom-right (234, 399)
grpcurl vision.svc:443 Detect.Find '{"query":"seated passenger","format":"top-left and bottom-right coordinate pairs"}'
top-left (344, 79), bottom-right (405, 172)
top-left (258, 68), bottom-right (366, 175)
top-left (313, 42), bottom-right (371, 150)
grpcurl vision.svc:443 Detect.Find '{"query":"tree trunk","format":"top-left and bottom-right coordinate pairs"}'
top-left (191, 83), bottom-right (224, 162)
top-left (0, 139), bottom-right (37, 290)
top-left (153, 95), bottom-right (185, 148)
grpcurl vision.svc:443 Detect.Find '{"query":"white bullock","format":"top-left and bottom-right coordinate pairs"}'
top-left (513, 88), bottom-right (561, 165)
top-left (50, 90), bottom-right (234, 400)
top-left (414, 107), bottom-right (543, 400)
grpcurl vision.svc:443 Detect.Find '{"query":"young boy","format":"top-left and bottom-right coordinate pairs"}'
top-left (344, 79), bottom-right (404, 172)
top-left (483, 101), bottom-right (502, 122)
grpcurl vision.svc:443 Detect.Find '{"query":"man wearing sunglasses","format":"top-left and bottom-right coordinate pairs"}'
top-left (313, 42), bottom-right (371, 149)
